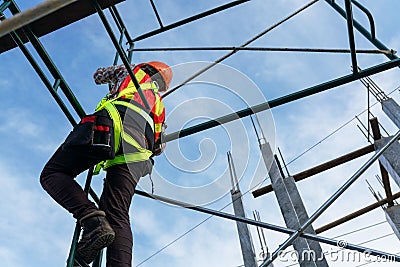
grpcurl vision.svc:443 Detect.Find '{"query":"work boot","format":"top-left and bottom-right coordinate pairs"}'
top-left (75, 210), bottom-right (115, 265)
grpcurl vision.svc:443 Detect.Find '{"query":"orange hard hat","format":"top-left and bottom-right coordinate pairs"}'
top-left (144, 61), bottom-right (173, 91)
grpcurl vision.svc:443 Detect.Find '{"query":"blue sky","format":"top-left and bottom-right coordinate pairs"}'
top-left (1, 0), bottom-right (400, 266)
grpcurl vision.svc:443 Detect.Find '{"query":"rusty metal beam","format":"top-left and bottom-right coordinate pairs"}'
top-left (370, 117), bottom-right (394, 206)
top-left (252, 144), bottom-right (375, 198)
top-left (315, 191), bottom-right (400, 234)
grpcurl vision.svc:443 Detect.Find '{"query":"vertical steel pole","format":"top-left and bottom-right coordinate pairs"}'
top-left (325, 0), bottom-right (398, 62)
top-left (91, 0), bottom-right (151, 110)
top-left (344, 0), bottom-right (358, 73)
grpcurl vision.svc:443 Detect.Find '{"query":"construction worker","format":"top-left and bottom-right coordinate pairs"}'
top-left (40, 61), bottom-right (172, 266)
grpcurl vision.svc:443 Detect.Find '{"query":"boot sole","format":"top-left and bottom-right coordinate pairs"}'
top-left (76, 231), bottom-right (115, 264)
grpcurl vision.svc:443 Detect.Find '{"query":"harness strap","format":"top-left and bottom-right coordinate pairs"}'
top-left (95, 82), bottom-right (158, 112)
top-left (102, 103), bottom-right (122, 152)
top-left (94, 101), bottom-right (153, 174)
top-left (113, 100), bottom-right (155, 132)
top-left (103, 152), bottom-right (152, 169)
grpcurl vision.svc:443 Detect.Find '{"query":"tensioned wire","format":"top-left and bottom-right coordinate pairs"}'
top-left (135, 84), bottom-right (400, 266)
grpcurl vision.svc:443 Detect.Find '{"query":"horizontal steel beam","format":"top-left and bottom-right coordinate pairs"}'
top-left (164, 58), bottom-right (400, 142)
top-left (0, 0), bottom-right (78, 38)
top-left (132, 0), bottom-right (249, 42)
top-left (129, 46), bottom-right (395, 55)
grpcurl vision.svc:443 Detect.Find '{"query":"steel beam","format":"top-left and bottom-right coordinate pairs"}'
top-left (91, 0), bottom-right (151, 110)
top-left (325, 0), bottom-right (399, 62)
top-left (162, 0), bottom-right (319, 98)
top-left (132, 0), bottom-right (250, 42)
top-left (164, 58), bottom-right (400, 143)
top-left (0, 0), bottom-right (78, 38)
top-left (4, 27), bottom-right (77, 125)
top-left (129, 46), bottom-right (394, 54)
top-left (344, 0), bottom-right (358, 73)
top-left (0, 0), bottom-right (125, 53)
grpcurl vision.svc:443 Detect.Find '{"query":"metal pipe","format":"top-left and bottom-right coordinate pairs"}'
top-left (0, 0), bottom-right (78, 38)
top-left (0, 1), bottom-right (11, 13)
top-left (113, 27), bottom-right (126, 65)
top-left (109, 5), bottom-right (133, 44)
top-left (351, 0), bottom-right (375, 39)
top-left (66, 223), bottom-right (81, 267)
top-left (261, 128), bottom-right (400, 266)
top-left (129, 46), bottom-right (394, 55)
top-left (4, 25), bottom-right (77, 125)
top-left (8, 1), bottom-right (86, 118)
top-left (134, 189), bottom-right (400, 262)
top-left (252, 144), bottom-right (374, 198)
top-left (132, 0), bottom-right (250, 42)
top-left (23, 27), bottom-right (86, 117)
top-left (66, 167), bottom-right (95, 267)
top-left (325, 0), bottom-right (399, 62)
top-left (162, 0), bottom-right (319, 99)
top-left (344, 0), bottom-right (358, 73)
top-left (90, 0), bottom-right (151, 110)
top-left (315, 191), bottom-right (400, 234)
top-left (149, 0), bottom-right (163, 28)
top-left (164, 58), bottom-right (400, 143)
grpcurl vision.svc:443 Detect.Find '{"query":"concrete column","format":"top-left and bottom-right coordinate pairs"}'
top-left (385, 205), bottom-right (400, 240)
top-left (260, 143), bottom-right (329, 267)
top-left (375, 137), bottom-right (400, 189)
top-left (378, 98), bottom-right (400, 241)
top-left (382, 98), bottom-right (400, 128)
top-left (231, 190), bottom-right (259, 267)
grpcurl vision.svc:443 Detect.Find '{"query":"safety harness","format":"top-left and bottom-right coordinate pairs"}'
top-left (94, 82), bottom-right (158, 174)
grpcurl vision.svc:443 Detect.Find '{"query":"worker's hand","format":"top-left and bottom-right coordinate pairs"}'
top-left (153, 142), bottom-right (166, 156)
top-left (152, 123), bottom-right (167, 156)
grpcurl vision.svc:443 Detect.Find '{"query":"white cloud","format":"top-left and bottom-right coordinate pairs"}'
top-left (0, 108), bottom-right (42, 137)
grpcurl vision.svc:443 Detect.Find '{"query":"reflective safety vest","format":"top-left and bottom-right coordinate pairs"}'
top-left (118, 66), bottom-right (165, 143)
top-left (94, 81), bottom-right (162, 174)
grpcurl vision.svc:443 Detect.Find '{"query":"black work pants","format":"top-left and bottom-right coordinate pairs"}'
top-left (40, 144), bottom-right (152, 267)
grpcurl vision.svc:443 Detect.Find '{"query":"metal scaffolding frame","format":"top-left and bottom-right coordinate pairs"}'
top-left (1, 0), bottom-right (400, 266)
